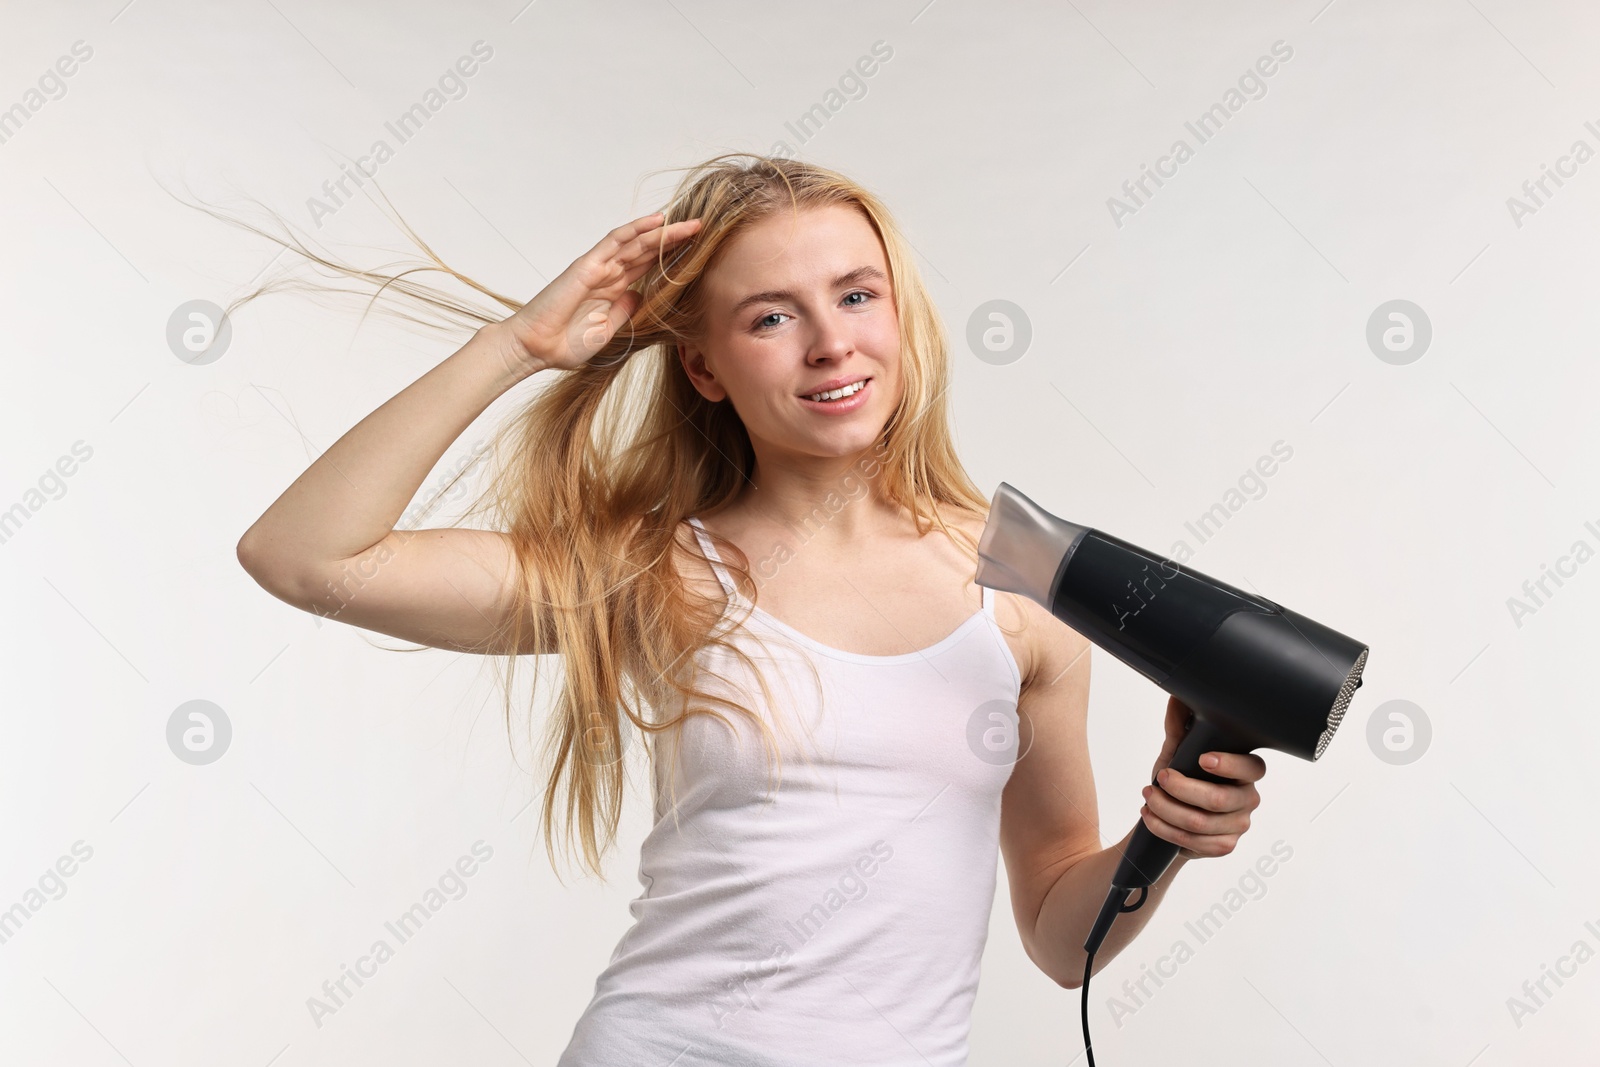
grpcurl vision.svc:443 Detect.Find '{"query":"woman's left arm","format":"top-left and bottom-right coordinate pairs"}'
top-left (998, 598), bottom-right (1268, 988)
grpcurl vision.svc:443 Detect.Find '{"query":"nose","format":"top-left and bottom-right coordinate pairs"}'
top-left (805, 312), bottom-right (855, 364)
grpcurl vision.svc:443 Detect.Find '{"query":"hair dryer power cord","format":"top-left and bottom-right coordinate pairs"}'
top-left (1081, 884), bottom-right (1148, 1067)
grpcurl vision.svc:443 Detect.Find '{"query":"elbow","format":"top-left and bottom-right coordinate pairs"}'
top-left (1022, 929), bottom-right (1087, 991)
top-left (236, 529), bottom-right (310, 600)
top-left (235, 530), bottom-right (274, 587)
top-left (235, 530), bottom-right (257, 571)
top-left (1051, 956), bottom-right (1089, 990)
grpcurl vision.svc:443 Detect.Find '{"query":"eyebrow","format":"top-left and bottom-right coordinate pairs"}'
top-left (728, 266), bottom-right (889, 317)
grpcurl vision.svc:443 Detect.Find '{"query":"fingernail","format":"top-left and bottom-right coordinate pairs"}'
top-left (1202, 754), bottom-right (1219, 769)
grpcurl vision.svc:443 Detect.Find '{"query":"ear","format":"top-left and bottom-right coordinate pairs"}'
top-left (676, 339), bottom-right (728, 403)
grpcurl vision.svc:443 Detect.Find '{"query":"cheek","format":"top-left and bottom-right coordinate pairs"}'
top-left (869, 309), bottom-right (901, 357)
top-left (719, 356), bottom-right (789, 412)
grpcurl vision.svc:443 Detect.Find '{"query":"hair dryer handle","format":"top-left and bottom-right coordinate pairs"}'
top-left (1109, 716), bottom-right (1251, 891)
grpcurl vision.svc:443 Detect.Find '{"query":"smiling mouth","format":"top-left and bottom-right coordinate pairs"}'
top-left (803, 378), bottom-right (871, 402)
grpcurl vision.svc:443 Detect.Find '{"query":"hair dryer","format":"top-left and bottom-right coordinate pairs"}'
top-left (974, 482), bottom-right (1369, 961)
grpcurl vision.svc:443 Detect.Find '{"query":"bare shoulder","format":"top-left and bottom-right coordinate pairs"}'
top-left (938, 504), bottom-right (1089, 693)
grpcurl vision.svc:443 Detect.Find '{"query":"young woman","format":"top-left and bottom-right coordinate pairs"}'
top-left (234, 155), bottom-right (1266, 1065)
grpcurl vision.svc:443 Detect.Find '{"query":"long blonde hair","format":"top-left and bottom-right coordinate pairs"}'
top-left (209, 153), bottom-right (998, 881)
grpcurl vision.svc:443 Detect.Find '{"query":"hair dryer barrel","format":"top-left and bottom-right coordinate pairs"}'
top-left (976, 482), bottom-right (1366, 755)
top-left (977, 482), bottom-right (1296, 692)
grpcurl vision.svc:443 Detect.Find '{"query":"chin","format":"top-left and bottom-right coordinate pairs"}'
top-left (817, 424), bottom-right (889, 454)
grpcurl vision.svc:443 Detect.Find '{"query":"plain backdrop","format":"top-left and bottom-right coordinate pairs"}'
top-left (2, 1), bottom-right (1597, 1064)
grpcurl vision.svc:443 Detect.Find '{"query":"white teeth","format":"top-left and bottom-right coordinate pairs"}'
top-left (807, 379), bottom-right (866, 402)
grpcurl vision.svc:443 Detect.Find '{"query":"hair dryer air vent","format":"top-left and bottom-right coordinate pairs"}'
top-left (1317, 646), bottom-right (1367, 760)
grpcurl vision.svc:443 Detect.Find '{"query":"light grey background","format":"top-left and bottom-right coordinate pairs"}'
top-left (2, 1), bottom-right (1595, 1063)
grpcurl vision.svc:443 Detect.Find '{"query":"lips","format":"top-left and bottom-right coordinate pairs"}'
top-left (797, 376), bottom-right (873, 412)
top-left (806, 382), bottom-right (865, 401)
top-left (799, 375), bottom-right (871, 400)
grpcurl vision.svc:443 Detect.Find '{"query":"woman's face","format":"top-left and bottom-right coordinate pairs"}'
top-left (677, 203), bottom-right (901, 466)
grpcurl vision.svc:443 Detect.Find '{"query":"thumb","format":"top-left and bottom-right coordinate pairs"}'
top-left (608, 288), bottom-right (645, 336)
top-left (594, 290), bottom-right (645, 358)
top-left (611, 287), bottom-right (644, 326)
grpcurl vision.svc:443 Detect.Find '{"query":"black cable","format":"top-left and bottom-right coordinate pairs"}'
top-left (1081, 949), bottom-right (1096, 1067)
top-left (1080, 886), bottom-right (1148, 1067)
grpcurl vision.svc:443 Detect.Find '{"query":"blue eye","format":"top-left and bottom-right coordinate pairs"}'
top-left (754, 290), bottom-right (874, 332)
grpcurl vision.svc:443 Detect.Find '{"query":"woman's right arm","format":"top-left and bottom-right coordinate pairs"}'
top-left (235, 211), bottom-right (702, 655)
top-left (236, 324), bottom-right (550, 653)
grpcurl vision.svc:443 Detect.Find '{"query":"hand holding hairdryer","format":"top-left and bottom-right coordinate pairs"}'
top-left (973, 482), bottom-right (1369, 962)
top-left (1142, 695), bottom-right (1267, 861)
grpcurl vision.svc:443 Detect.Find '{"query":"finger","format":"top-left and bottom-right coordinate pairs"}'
top-left (593, 212), bottom-right (669, 255)
top-left (580, 213), bottom-right (675, 277)
top-left (1155, 768), bottom-right (1261, 815)
top-left (586, 226), bottom-right (696, 297)
top-left (618, 225), bottom-right (701, 284)
top-left (605, 289), bottom-right (644, 335)
top-left (1139, 803), bottom-right (1240, 859)
top-left (1143, 781), bottom-right (1252, 836)
top-left (615, 217), bottom-right (703, 272)
top-left (1201, 750), bottom-right (1268, 783)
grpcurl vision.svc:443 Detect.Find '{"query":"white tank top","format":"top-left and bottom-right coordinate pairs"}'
top-left (556, 516), bottom-right (1024, 1066)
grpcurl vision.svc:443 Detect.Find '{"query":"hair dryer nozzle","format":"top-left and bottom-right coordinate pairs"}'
top-left (976, 483), bottom-right (1090, 607)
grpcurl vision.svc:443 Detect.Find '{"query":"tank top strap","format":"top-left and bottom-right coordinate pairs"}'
top-left (981, 583), bottom-right (994, 617)
top-left (686, 516), bottom-right (737, 597)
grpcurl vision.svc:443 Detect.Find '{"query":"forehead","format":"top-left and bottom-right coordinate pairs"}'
top-left (704, 203), bottom-right (887, 299)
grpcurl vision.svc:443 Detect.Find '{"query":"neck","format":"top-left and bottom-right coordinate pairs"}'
top-left (729, 451), bottom-right (900, 546)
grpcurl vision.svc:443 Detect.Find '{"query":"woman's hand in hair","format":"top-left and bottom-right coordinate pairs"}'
top-left (494, 211), bottom-right (702, 374)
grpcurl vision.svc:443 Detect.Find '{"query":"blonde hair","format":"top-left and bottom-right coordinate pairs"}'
top-left (208, 153), bottom-right (999, 881)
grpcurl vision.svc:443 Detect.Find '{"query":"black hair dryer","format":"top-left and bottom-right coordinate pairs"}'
top-left (975, 482), bottom-right (1369, 958)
